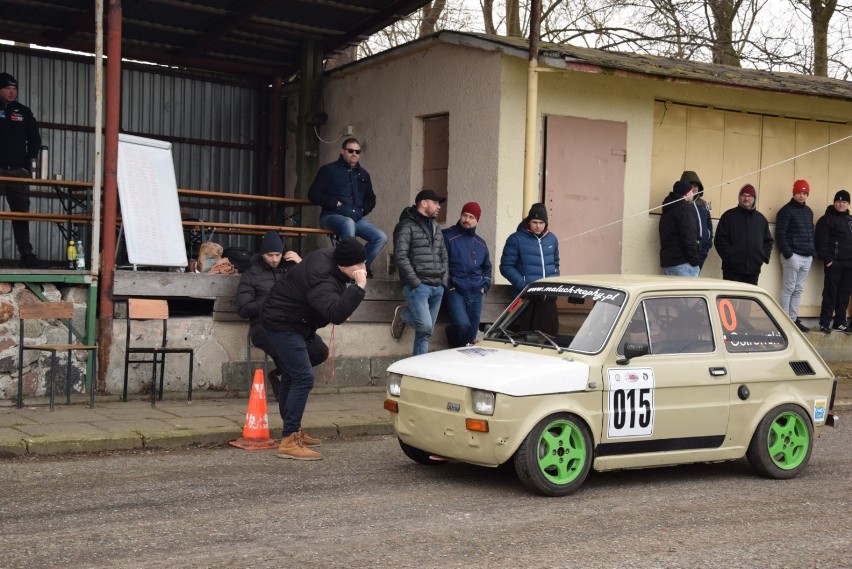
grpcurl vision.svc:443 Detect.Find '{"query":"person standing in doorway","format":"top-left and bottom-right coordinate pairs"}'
top-left (0, 72), bottom-right (42, 268)
top-left (776, 180), bottom-right (815, 332)
top-left (442, 201), bottom-right (492, 347)
top-left (714, 184), bottom-right (773, 285)
top-left (658, 181), bottom-right (700, 277)
top-left (390, 189), bottom-right (449, 355)
top-left (499, 202), bottom-right (560, 297)
top-left (308, 138), bottom-right (387, 276)
top-left (814, 190), bottom-right (852, 334)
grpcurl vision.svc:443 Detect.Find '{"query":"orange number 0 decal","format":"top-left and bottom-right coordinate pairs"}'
top-left (718, 299), bottom-right (737, 332)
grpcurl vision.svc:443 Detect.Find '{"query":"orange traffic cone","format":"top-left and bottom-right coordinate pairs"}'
top-left (228, 368), bottom-right (279, 450)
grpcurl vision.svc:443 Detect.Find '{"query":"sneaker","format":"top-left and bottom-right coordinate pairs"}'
top-left (276, 432), bottom-right (322, 460)
top-left (794, 319), bottom-right (810, 333)
top-left (832, 322), bottom-right (851, 334)
top-left (299, 429), bottom-right (321, 447)
top-left (820, 325), bottom-right (832, 334)
top-left (20, 253), bottom-right (44, 269)
top-left (268, 368), bottom-right (281, 401)
top-left (391, 305), bottom-right (406, 340)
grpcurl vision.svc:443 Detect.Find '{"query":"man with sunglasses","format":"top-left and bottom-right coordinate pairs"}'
top-left (309, 137), bottom-right (387, 277)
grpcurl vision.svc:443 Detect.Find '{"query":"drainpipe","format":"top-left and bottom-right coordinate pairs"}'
top-left (522, 0), bottom-right (542, 214)
top-left (97, 0), bottom-right (122, 393)
top-left (270, 76), bottom-right (283, 198)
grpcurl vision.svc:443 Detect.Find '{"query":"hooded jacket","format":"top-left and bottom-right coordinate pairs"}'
top-left (714, 202), bottom-right (774, 275)
top-left (659, 192), bottom-right (700, 268)
top-left (679, 171), bottom-right (714, 266)
top-left (308, 155), bottom-right (377, 222)
top-left (235, 253), bottom-right (296, 336)
top-left (776, 198), bottom-right (815, 259)
top-left (393, 206), bottom-right (449, 288)
top-left (442, 221), bottom-right (492, 294)
top-left (815, 205), bottom-right (852, 268)
top-left (499, 219), bottom-right (560, 296)
top-left (261, 247), bottom-right (365, 338)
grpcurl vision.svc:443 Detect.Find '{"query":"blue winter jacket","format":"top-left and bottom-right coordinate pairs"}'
top-left (499, 222), bottom-right (560, 296)
top-left (442, 222), bottom-right (492, 294)
top-left (308, 156), bottom-right (377, 222)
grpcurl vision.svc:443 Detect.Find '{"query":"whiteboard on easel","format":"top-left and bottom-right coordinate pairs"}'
top-left (117, 133), bottom-right (188, 267)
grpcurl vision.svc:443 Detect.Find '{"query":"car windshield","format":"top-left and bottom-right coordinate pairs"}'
top-left (485, 283), bottom-right (627, 354)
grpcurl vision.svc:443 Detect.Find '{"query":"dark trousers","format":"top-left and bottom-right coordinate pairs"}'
top-left (819, 264), bottom-right (852, 327)
top-left (250, 324), bottom-right (326, 373)
top-left (722, 270), bottom-right (759, 286)
top-left (0, 168), bottom-right (33, 257)
top-left (264, 327), bottom-right (329, 436)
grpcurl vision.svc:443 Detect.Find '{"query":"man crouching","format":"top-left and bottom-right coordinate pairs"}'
top-left (261, 237), bottom-right (368, 460)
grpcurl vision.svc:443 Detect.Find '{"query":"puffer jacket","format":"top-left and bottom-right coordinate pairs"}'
top-left (658, 192), bottom-right (700, 269)
top-left (499, 222), bottom-right (560, 296)
top-left (308, 156), bottom-right (376, 222)
top-left (776, 198), bottom-right (815, 258)
top-left (261, 247), bottom-right (366, 338)
top-left (443, 222), bottom-right (492, 294)
top-left (714, 204), bottom-right (774, 274)
top-left (815, 205), bottom-right (852, 268)
top-left (235, 253), bottom-right (295, 335)
top-left (393, 206), bottom-right (448, 288)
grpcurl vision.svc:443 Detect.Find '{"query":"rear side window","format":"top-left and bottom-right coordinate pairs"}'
top-left (717, 297), bottom-right (787, 353)
top-left (618, 297), bottom-right (714, 355)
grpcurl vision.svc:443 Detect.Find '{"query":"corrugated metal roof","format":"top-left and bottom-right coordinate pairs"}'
top-left (0, 0), bottom-right (432, 77)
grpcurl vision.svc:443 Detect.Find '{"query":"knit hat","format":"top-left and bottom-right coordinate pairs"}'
top-left (527, 203), bottom-right (548, 223)
top-left (333, 236), bottom-right (367, 266)
top-left (461, 201), bottom-right (481, 221)
top-left (260, 231), bottom-right (283, 254)
top-left (739, 184), bottom-right (756, 198)
top-left (672, 181), bottom-right (692, 196)
top-left (679, 171), bottom-right (703, 193)
top-left (0, 73), bottom-right (17, 89)
top-left (834, 189), bottom-right (851, 203)
top-left (792, 180), bottom-right (810, 195)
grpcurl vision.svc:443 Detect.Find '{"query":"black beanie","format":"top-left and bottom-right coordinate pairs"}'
top-left (0, 73), bottom-right (17, 89)
top-left (333, 237), bottom-right (367, 266)
top-left (527, 203), bottom-right (548, 224)
top-left (260, 231), bottom-right (283, 254)
top-left (834, 189), bottom-right (851, 203)
top-left (673, 180), bottom-right (692, 196)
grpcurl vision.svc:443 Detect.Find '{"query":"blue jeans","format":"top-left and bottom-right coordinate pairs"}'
top-left (319, 213), bottom-right (387, 270)
top-left (444, 288), bottom-right (482, 348)
top-left (661, 263), bottom-right (700, 277)
top-left (264, 327), bottom-right (329, 436)
top-left (401, 284), bottom-right (444, 356)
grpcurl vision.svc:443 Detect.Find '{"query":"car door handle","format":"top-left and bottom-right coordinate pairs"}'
top-left (709, 367), bottom-right (727, 376)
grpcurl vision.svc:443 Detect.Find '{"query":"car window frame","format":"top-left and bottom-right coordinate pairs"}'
top-left (715, 295), bottom-right (789, 354)
top-left (616, 295), bottom-right (716, 357)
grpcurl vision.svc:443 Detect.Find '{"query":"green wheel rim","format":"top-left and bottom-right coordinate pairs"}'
top-left (535, 419), bottom-right (587, 485)
top-left (767, 411), bottom-right (810, 470)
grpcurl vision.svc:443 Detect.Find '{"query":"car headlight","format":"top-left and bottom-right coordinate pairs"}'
top-left (472, 389), bottom-right (495, 416)
top-left (387, 373), bottom-right (402, 397)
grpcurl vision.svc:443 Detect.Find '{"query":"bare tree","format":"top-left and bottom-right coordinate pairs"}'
top-left (801, 0), bottom-right (837, 76)
top-left (420, 0), bottom-right (449, 36)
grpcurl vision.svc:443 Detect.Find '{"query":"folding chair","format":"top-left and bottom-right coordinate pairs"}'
top-left (123, 298), bottom-right (194, 406)
top-left (17, 302), bottom-right (98, 410)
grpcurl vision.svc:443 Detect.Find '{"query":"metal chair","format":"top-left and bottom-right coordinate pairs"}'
top-left (18, 301), bottom-right (98, 410)
top-left (123, 298), bottom-right (194, 406)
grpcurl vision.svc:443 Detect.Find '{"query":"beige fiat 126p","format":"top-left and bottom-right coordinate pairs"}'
top-left (384, 275), bottom-right (840, 496)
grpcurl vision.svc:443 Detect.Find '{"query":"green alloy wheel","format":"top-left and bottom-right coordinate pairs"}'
top-left (747, 404), bottom-right (814, 480)
top-left (514, 413), bottom-right (592, 496)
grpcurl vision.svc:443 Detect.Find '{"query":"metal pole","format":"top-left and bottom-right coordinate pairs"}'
top-left (522, 0), bottom-right (542, 214)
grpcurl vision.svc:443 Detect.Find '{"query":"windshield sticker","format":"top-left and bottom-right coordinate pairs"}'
top-left (524, 284), bottom-right (625, 305)
top-left (607, 368), bottom-right (655, 438)
top-left (458, 347), bottom-right (499, 357)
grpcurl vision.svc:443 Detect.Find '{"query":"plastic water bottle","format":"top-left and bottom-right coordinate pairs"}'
top-left (75, 240), bottom-right (86, 271)
top-left (67, 240), bottom-right (77, 270)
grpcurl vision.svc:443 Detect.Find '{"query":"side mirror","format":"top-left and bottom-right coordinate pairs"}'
top-left (616, 342), bottom-right (650, 365)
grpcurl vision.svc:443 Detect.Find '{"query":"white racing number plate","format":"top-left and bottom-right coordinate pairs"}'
top-left (607, 368), bottom-right (655, 438)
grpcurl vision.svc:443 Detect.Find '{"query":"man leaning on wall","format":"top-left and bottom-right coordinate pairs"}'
top-left (776, 180), bottom-right (815, 332)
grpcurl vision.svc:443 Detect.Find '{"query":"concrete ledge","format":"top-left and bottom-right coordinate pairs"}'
top-left (24, 434), bottom-right (143, 455)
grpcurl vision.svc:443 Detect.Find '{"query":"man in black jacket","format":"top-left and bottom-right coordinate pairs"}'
top-left (776, 180), bottom-right (815, 332)
top-left (0, 72), bottom-right (42, 268)
top-left (235, 231), bottom-right (302, 399)
top-left (391, 189), bottom-right (449, 355)
top-left (679, 170), bottom-right (714, 270)
top-left (714, 184), bottom-right (774, 285)
top-left (659, 180), bottom-right (700, 277)
top-left (261, 237), bottom-right (368, 460)
top-left (815, 190), bottom-right (852, 334)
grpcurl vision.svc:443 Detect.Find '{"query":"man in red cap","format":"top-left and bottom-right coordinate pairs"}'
top-left (714, 184), bottom-right (774, 285)
top-left (441, 201), bottom-right (492, 347)
top-left (776, 180), bottom-right (815, 331)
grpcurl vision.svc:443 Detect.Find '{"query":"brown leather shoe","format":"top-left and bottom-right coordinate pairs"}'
top-left (276, 432), bottom-right (322, 460)
top-left (299, 429), bottom-right (321, 446)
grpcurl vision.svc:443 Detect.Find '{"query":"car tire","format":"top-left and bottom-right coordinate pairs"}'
top-left (398, 438), bottom-right (446, 466)
top-left (746, 404), bottom-right (813, 480)
top-left (513, 413), bottom-right (592, 497)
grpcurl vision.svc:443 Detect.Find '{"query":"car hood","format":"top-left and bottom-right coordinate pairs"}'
top-left (387, 346), bottom-right (591, 396)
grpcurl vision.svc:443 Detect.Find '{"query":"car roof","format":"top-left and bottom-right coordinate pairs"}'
top-left (533, 274), bottom-right (765, 296)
